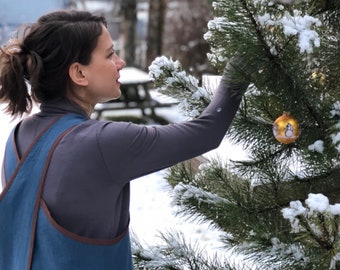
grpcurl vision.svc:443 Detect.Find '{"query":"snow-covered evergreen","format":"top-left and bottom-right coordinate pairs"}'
top-left (134, 0), bottom-right (340, 269)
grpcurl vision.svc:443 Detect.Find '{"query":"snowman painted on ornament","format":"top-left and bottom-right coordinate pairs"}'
top-left (285, 123), bottom-right (294, 138)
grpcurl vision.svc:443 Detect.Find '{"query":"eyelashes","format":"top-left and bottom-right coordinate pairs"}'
top-left (108, 49), bottom-right (116, 58)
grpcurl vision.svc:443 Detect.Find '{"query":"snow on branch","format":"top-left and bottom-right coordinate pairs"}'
top-left (149, 56), bottom-right (212, 118)
top-left (282, 193), bottom-right (340, 269)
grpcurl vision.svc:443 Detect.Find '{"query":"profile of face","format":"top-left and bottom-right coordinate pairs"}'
top-left (69, 25), bottom-right (126, 105)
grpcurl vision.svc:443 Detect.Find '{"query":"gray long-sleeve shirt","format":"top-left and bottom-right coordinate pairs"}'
top-left (3, 76), bottom-right (246, 240)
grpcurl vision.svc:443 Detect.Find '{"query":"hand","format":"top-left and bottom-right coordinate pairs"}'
top-left (222, 54), bottom-right (255, 97)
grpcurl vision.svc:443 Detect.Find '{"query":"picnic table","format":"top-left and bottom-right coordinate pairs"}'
top-left (93, 67), bottom-right (178, 120)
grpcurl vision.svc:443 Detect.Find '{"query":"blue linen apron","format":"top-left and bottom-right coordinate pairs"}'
top-left (0, 114), bottom-right (133, 270)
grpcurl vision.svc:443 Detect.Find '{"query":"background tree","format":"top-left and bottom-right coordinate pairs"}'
top-left (133, 0), bottom-right (340, 269)
top-left (145, 0), bottom-right (214, 76)
top-left (146, 0), bottom-right (167, 67)
top-left (120, 0), bottom-right (137, 66)
top-left (162, 0), bottom-right (214, 78)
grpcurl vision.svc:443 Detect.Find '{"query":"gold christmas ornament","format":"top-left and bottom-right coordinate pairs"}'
top-left (273, 112), bottom-right (300, 144)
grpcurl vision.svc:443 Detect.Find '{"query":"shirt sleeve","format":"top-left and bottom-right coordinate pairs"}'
top-left (96, 75), bottom-right (248, 185)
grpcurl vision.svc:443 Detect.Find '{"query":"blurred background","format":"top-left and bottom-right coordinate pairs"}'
top-left (0, 0), bottom-right (216, 78)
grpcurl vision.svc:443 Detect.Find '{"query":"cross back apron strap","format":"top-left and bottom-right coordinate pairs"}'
top-left (0, 114), bottom-right (86, 269)
top-left (0, 113), bottom-right (133, 270)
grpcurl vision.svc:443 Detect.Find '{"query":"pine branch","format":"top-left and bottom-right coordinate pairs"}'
top-left (131, 230), bottom-right (245, 270)
top-left (238, 0), bottom-right (330, 133)
top-left (238, 0), bottom-right (275, 61)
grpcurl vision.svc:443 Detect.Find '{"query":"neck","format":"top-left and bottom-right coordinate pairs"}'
top-left (66, 91), bottom-right (95, 116)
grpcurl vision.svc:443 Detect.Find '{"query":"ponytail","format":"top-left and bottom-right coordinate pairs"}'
top-left (1, 10), bottom-right (107, 116)
top-left (0, 40), bottom-right (32, 116)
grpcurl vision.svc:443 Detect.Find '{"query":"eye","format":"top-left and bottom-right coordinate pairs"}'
top-left (108, 49), bottom-right (116, 58)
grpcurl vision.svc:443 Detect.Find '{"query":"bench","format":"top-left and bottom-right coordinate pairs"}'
top-left (93, 89), bottom-right (178, 120)
top-left (92, 67), bottom-right (178, 120)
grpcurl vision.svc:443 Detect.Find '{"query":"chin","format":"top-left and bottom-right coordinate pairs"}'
top-left (99, 91), bottom-right (121, 103)
top-left (114, 89), bottom-right (122, 99)
top-left (112, 90), bottom-right (122, 100)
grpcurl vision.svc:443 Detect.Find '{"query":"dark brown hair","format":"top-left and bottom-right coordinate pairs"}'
top-left (0, 10), bottom-right (107, 115)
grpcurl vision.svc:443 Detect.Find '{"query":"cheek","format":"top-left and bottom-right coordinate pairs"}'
top-left (103, 62), bottom-right (116, 77)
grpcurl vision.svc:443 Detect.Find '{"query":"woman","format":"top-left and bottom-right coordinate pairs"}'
top-left (0, 10), bottom-right (249, 270)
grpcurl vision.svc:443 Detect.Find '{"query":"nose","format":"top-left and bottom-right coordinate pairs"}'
top-left (116, 55), bottom-right (126, 70)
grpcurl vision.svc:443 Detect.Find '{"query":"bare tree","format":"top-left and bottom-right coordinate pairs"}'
top-left (162, 0), bottom-right (214, 77)
top-left (146, 0), bottom-right (167, 66)
top-left (120, 0), bottom-right (137, 66)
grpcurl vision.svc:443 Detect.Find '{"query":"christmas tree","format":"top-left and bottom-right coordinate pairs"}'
top-left (133, 0), bottom-right (340, 269)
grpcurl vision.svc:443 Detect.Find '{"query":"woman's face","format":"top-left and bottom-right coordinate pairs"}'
top-left (83, 25), bottom-right (126, 104)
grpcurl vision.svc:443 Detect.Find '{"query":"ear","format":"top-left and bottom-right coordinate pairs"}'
top-left (68, 62), bottom-right (88, 86)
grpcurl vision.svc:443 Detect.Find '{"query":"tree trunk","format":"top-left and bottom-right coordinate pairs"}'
top-left (121, 0), bottom-right (137, 66)
top-left (146, 0), bottom-right (167, 66)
